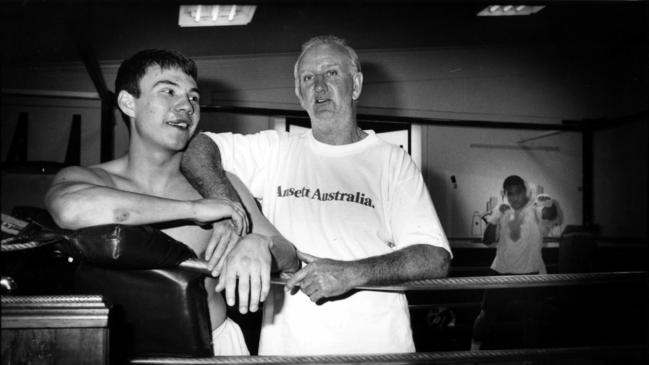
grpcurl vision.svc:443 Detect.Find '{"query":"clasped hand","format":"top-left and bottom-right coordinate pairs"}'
top-left (286, 252), bottom-right (359, 303)
top-left (213, 233), bottom-right (272, 314)
top-left (191, 197), bottom-right (249, 235)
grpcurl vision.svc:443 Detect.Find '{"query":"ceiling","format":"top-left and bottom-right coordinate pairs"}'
top-left (1, 0), bottom-right (647, 67)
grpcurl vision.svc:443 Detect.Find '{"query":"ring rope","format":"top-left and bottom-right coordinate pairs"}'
top-left (1, 240), bottom-right (42, 252)
top-left (130, 345), bottom-right (646, 364)
top-left (1, 295), bottom-right (105, 305)
top-left (271, 271), bottom-right (647, 292)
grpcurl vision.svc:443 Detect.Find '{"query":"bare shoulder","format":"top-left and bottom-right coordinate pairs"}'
top-left (53, 156), bottom-right (129, 187)
top-left (51, 164), bottom-right (116, 188)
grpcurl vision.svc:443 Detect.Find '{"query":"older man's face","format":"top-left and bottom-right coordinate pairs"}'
top-left (295, 43), bottom-right (361, 125)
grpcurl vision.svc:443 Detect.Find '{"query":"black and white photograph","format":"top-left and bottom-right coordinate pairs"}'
top-left (1, 0), bottom-right (647, 364)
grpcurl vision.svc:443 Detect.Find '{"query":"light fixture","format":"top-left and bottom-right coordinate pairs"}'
top-left (178, 4), bottom-right (257, 27)
top-left (477, 4), bottom-right (545, 16)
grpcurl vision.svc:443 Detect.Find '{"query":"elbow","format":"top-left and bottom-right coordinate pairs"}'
top-left (45, 192), bottom-right (104, 230)
top-left (437, 248), bottom-right (451, 278)
top-left (47, 198), bottom-right (83, 230)
top-left (420, 245), bottom-right (450, 279)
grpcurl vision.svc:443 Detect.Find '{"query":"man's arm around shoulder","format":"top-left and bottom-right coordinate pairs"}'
top-left (181, 133), bottom-right (239, 202)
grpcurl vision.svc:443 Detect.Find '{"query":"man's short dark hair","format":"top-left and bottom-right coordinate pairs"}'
top-left (503, 175), bottom-right (526, 191)
top-left (115, 49), bottom-right (197, 98)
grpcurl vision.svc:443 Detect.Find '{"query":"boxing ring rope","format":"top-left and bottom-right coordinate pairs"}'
top-left (131, 345), bottom-right (647, 364)
top-left (1, 239), bottom-right (43, 252)
top-left (266, 270), bottom-right (646, 291)
top-left (2, 224), bottom-right (646, 364)
top-left (177, 258), bottom-right (648, 291)
top-left (131, 270), bottom-right (647, 364)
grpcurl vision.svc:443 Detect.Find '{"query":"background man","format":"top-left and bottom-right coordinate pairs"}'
top-left (182, 35), bottom-right (451, 355)
top-left (471, 174), bottom-right (560, 350)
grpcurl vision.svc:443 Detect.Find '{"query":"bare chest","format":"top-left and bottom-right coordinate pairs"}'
top-left (158, 182), bottom-right (213, 256)
top-left (116, 177), bottom-right (213, 256)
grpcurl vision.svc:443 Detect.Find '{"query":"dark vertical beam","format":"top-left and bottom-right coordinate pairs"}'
top-left (65, 114), bottom-right (82, 165)
top-left (65, 3), bottom-right (115, 162)
top-left (582, 120), bottom-right (594, 228)
top-left (99, 98), bottom-right (115, 162)
top-left (6, 112), bottom-right (29, 162)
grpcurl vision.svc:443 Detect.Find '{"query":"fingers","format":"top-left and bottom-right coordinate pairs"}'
top-left (230, 210), bottom-right (245, 236)
top-left (236, 203), bottom-right (250, 235)
top-left (206, 225), bottom-right (230, 274)
top-left (219, 262), bottom-right (269, 314)
top-left (247, 264), bottom-right (261, 313)
top-left (297, 250), bottom-right (319, 264)
top-left (213, 231), bottom-right (239, 276)
top-left (237, 270), bottom-right (250, 314)
top-left (223, 262), bottom-right (237, 307)
top-left (260, 265), bottom-right (271, 304)
top-left (286, 266), bottom-right (309, 290)
top-left (230, 202), bottom-right (248, 235)
top-left (204, 234), bottom-right (220, 274)
top-left (297, 277), bottom-right (324, 303)
top-left (216, 234), bottom-right (272, 314)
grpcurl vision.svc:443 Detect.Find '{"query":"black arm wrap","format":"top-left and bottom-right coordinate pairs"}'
top-left (64, 224), bottom-right (196, 269)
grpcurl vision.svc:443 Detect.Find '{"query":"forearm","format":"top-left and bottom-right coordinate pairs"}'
top-left (351, 244), bottom-right (450, 287)
top-left (46, 183), bottom-right (197, 230)
top-left (228, 172), bottom-right (299, 273)
top-left (181, 133), bottom-right (240, 202)
top-left (268, 235), bottom-right (300, 273)
top-left (245, 195), bottom-right (299, 273)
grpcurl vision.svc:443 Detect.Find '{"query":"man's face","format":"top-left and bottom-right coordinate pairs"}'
top-left (505, 185), bottom-right (529, 210)
top-left (129, 65), bottom-right (200, 151)
top-left (295, 43), bottom-right (362, 125)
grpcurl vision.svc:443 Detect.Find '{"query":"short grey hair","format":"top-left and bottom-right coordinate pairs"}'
top-left (293, 35), bottom-right (362, 81)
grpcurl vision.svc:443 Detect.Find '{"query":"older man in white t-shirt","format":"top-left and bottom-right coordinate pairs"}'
top-left (181, 35), bottom-right (451, 355)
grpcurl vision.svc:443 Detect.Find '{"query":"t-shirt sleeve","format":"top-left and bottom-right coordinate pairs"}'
top-left (388, 149), bottom-right (452, 257)
top-left (202, 130), bottom-right (279, 198)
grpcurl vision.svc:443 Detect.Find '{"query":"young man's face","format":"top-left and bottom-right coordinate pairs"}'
top-left (505, 184), bottom-right (529, 210)
top-left (131, 65), bottom-right (200, 151)
top-left (295, 43), bottom-right (362, 126)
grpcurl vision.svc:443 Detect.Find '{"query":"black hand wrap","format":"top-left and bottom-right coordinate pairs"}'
top-left (63, 224), bottom-right (196, 269)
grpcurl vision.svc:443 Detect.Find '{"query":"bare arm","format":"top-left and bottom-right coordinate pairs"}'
top-left (287, 244), bottom-right (450, 303)
top-left (181, 133), bottom-right (240, 202)
top-left (181, 133), bottom-right (250, 274)
top-left (346, 244), bottom-right (449, 286)
top-left (180, 132), bottom-right (299, 273)
top-left (45, 166), bottom-right (244, 230)
top-left (217, 173), bottom-right (300, 314)
top-left (179, 132), bottom-right (299, 314)
top-left (228, 173), bottom-right (300, 274)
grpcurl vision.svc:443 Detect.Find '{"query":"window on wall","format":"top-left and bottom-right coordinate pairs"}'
top-left (420, 125), bottom-right (582, 239)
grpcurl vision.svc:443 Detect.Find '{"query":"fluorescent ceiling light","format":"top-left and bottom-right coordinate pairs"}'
top-left (178, 5), bottom-right (256, 27)
top-left (477, 5), bottom-right (545, 16)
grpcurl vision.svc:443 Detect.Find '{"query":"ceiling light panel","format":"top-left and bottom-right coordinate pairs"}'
top-left (477, 5), bottom-right (545, 16)
top-left (178, 5), bottom-right (257, 27)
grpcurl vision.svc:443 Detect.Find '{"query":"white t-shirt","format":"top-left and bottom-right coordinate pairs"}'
top-left (206, 129), bottom-right (450, 355)
top-left (491, 200), bottom-right (549, 274)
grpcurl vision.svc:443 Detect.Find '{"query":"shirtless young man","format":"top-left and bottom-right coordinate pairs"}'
top-left (45, 49), bottom-right (298, 355)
